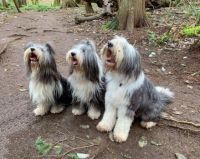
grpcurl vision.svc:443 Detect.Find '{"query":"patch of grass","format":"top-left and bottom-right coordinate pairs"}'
top-left (21, 3), bottom-right (60, 12)
top-left (102, 17), bottom-right (119, 30)
top-left (147, 31), bottom-right (171, 45)
top-left (180, 26), bottom-right (200, 37)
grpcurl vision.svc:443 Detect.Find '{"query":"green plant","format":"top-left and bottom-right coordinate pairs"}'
top-left (21, 3), bottom-right (59, 12)
top-left (35, 136), bottom-right (53, 155)
top-left (102, 17), bottom-right (119, 30)
top-left (180, 26), bottom-right (200, 37)
top-left (147, 31), bottom-right (171, 45)
top-left (147, 31), bottom-right (157, 45)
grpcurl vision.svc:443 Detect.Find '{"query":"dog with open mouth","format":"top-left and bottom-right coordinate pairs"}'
top-left (96, 36), bottom-right (174, 143)
top-left (66, 40), bottom-right (106, 120)
top-left (24, 42), bottom-right (72, 116)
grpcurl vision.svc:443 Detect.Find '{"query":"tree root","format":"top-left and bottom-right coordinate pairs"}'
top-left (0, 37), bottom-right (22, 56)
top-left (75, 13), bottom-right (107, 24)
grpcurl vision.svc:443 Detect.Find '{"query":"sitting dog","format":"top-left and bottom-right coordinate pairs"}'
top-left (97, 36), bottom-right (174, 142)
top-left (66, 40), bottom-right (106, 120)
top-left (24, 42), bottom-right (72, 116)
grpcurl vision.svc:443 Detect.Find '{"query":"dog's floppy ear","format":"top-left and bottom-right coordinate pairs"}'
top-left (25, 42), bottom-right (33, 51)
top-left (45, 43), bottom-right (55, 55)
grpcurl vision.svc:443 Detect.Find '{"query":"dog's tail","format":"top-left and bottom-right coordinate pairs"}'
top-left (155, 86), bottom-right (174, 105)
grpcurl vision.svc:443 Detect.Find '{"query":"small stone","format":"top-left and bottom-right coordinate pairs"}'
top-left (149, 52), bottom-right (156, 58)
top-left (183, 56), bottom-right (188, 59)
top-left (144, 69), bottom-right (150, 73)
top-left (161, 67), bottom-right (166, 72)
top-left (80, 125), bottom-right (90, 129)
top-left (181, 64), bottom-right (186, 67)
top-left (175, 153), bottom-right (187, 159)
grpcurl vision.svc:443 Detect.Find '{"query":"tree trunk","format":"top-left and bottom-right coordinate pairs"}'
top-left (31, 0), bottom-right (39, 5)
top-left (13, 0), bottom-right (21, 12)
top-left (85, 2), bottom-right (94, 13)
top-left (2, 0), bottom-right (8, 8)
top-left (17, 0), bottom-right (26, 7)
top-left (61, 0), bottom-right (78, 8)
top-left (117, 0), bottom-right (148, 32)
top-left (54, 0), bottom-right (61, 6)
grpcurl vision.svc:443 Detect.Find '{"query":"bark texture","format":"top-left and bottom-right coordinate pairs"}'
top-left (117, 0), bottom-right (148, 31)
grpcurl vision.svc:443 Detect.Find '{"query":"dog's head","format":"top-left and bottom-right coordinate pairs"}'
top-left (24, 42), bottom-right (58, 79)
top-left (66, 40), bottom-right (102, 82)
top-left (101, 36), bottom-right (141, 78)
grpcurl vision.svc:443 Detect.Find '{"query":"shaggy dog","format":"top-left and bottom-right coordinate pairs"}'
top-left (66, 40), bottom-right (106, 120)
top-left (96, 36), bottom-right (174, 142)
top-left (24, 42), bottom-right (72, 116)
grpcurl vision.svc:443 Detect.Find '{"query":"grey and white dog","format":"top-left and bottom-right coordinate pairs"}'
top-left (97, 36), bottom-right (174, 142)
top-left (24, 42), bottom-right (72, 116)
top-left (66, 40), bottom-right (106, 120)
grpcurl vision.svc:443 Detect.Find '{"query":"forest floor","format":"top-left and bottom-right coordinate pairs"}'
top-left (0, 5), bottom-right (200, 159)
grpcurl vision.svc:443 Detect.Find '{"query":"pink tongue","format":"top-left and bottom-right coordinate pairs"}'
top-left (73, 61), bottom-right (78, 65)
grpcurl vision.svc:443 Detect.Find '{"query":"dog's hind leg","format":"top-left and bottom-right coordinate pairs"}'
top-left (50, 105), bottom-right (65, 114)
top-left (87, 104), bottom-right (101, 120)
top-left (34, 104), bottom-right (50, 116)
top-left (140, 121), bottom-right (157, 129)
top-left (72, 102), bottom-right (86, 116)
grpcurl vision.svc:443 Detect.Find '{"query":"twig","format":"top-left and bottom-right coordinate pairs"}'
top-left (159, 123), bottom-right (200, 133)
top-left (161, 115), bottom-right (200, 127)
top-left (0, 42), bottom-right (8, 55)
top-left (97, 37), bottom-right (105, 47)
top-left (61, 143), bottom-right (98, 158)
top-left (43, 29), bottom-right (67, 34)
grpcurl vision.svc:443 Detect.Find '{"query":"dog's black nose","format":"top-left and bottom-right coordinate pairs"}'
top-left (30, 48), bottom-right (35, 52)
top-left (108, 42), bottom-right (113, 48)
top-left (71, 52), bottom-right (76, 56)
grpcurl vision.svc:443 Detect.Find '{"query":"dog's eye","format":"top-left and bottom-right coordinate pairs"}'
top-left (82, 49), bottom-right (86, 53)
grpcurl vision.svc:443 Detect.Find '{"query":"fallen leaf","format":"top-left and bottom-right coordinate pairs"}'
top-left (138, 136), bottom-right (147, 148)
top-left (186, 85), bottom-right (193, 89)
top-left (76, 153), bottom-right (90, 158)
top-left (19, 88), bottom-right (28, 92)
top-left (150, 140), bottom-right (162, 146)
top-left (175, 153), bottom-right (187, 159)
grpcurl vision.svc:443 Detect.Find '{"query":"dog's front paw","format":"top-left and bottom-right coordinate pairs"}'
top-left (33, 107), bottom-right (47, 116)
top-left (72, 107), bottom-right (85, 116)
top-left (87, 108), bottom-right (101, 120)
top-left (113, 131), bottom-right (128, 143)
top-left (50, 105), bottom-right (64, 114)
top-left (96, 121), bottom-right (112, 132)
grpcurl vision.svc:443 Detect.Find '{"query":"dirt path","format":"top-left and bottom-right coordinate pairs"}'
top-left (0, 10), bottom-right (199, 159)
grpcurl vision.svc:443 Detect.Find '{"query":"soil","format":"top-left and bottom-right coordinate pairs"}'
top-left (0, 7), bottom-right (200, 159)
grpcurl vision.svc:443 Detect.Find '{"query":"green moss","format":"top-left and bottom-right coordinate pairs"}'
top-left (21, 3), bottom-right (59, 12)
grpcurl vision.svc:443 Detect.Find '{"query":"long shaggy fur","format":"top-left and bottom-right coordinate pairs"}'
top-left (66, 40), bottom-right (106, 120)
top-left (97, 36), bottom-right (174, 142)
top-left (24, 42), bottom-right (72, 116)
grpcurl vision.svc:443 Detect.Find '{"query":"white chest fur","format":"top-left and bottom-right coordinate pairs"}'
top-left (68, 73), bottom-right (97, 103)
top-left (105, 72), bottom-right (145, 108)
top-left (29, 79), bottom-right (62, 105)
